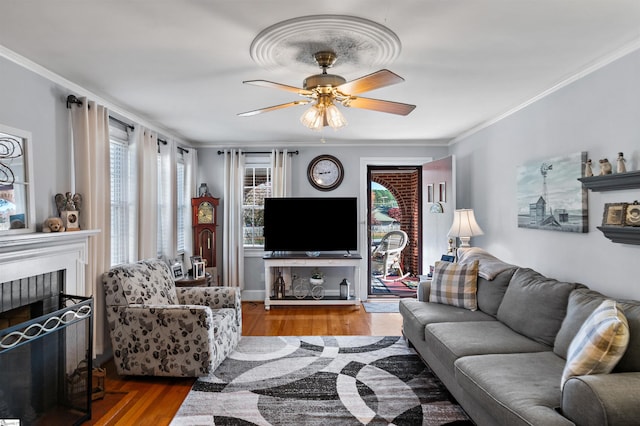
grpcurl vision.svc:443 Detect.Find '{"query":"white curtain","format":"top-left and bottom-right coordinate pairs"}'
top-left (134, 127), bottom-right (158, 259)
top-left (183, 147), bottom-right (198, 265)
top-left (222, 149), bottom-right (245, 288)
top-left (158, 139), bottom-right (177, 260)
top-left (271, 149), bottom-right (291, 197)
top-left (69, 98), bottom-right (111, 355)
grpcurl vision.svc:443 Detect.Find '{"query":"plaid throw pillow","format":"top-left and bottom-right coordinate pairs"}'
top-left (561, 299), bottom-right (629, 389)
top-left (429, 260), bottom-right (479, 311)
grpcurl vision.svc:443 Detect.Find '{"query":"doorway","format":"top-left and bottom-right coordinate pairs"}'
top-left (367, 166), bottom-right (422, 297)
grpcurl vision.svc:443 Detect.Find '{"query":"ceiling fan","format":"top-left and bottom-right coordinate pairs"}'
top-left (238, 51), bottom-right (416, 130)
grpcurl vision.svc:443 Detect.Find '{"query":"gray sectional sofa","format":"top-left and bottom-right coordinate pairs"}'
top-left (400, 247), bottom-right (640, 426)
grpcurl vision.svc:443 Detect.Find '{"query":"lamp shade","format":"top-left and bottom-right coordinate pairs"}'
top-left (300, 95), bottom-right (347, 131)
top-left (448, 209), bottom-right (484, 247)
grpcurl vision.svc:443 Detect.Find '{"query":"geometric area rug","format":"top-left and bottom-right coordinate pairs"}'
top-left (170, 336), bottom-right (472, 426)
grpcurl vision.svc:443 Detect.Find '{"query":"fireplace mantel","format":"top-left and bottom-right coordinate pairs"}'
top-left (0, 229), bottom-right (100, 297)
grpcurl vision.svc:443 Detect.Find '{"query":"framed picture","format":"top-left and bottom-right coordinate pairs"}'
top-left (427, 184), bottom-right (434, 203)
top-left (602, 203), bottom-right (627, 226)
top-left (171, 262), bottom-right (184, 279)
top-left (625, 202), bottom-right (640, 227)
top-left (516, 152), bottom-right (588, 233)
top-left (193, 261), bottom-right (205, 279)
top-left (438, 182), bottom-right (446, 203)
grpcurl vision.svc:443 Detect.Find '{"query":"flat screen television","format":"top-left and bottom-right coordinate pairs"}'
top-left (263, 197), bottom-right (358, 253)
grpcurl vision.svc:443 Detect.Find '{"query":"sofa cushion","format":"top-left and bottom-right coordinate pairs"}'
top-left (425, 321), bottom-right (550, 376)
top-left (104, 259), bottom-right (178, 305)
top-left (399, 299), bottom-right (495, 343)
top-left (456, 247), bottom-right (517, 317)
top-left (429, 260), bottom-right (479, 310)
top-left (477, 267), bottom-right (517, 317)
top-left (497, 268), bottom-right (584, 346)
top-left (455, 352), bottom-right (573, 426)
top-left (560, 300), bottom-right (629, 389)
top-left (554, 288), bottom-right (640, 372)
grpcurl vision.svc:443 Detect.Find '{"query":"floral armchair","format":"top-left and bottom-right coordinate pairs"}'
top-left (102, 259), bottom-right (241, 377)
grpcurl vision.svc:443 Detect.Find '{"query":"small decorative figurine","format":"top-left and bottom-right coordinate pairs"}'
top-left (584, 159), bottom-right (593, 177)
top-left (616, 152), bottom-right (627, 173)
top-left (598, 158), bottom-right (612, 176)
top-left (55, 192), bottom-right (82, 231)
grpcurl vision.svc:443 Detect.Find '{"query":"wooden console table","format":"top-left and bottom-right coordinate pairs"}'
top-left (263, 253), bottom-right (362, 310)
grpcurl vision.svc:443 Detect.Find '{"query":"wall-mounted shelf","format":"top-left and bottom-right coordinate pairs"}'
top-left (597, 226), bottom-right (640, 245)
top-left (578, 171), bottom-right (640, 192)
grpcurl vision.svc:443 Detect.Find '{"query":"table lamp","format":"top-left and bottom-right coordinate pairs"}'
top-left (448, 209), bottom-right (484, 247)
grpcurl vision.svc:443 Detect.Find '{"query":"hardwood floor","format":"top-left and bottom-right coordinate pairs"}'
top-left (87, 301), bottom-right (403, 425)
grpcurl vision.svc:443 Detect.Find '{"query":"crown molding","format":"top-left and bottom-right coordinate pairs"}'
top-left (450, 37), bottom-right (640, 146)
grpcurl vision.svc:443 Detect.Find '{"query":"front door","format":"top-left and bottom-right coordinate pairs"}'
top-left (367, 166), bottom-right (422, 297)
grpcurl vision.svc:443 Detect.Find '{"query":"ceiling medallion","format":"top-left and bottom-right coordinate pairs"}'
top-left (250, 15), bottom-right (401, 74)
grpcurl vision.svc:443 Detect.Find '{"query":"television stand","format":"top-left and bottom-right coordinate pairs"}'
top-left (263, 253), bottom-right (362, 310)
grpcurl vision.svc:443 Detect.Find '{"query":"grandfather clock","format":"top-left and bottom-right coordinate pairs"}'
top-left (191, 196), bottom-right (219, 270)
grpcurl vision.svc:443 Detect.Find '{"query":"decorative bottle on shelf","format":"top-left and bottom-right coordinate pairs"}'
top-left (340, 278), bottom-right (351, 300)
top-left (275, 272), bottom-right (286, 299)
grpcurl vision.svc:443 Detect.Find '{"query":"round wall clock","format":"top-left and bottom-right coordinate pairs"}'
top-left (307, 155), bottom-right (344, 191)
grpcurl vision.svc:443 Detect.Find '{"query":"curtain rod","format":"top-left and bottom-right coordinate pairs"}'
top-left (109, 115), bottom-right (134, 131)
top-left (217, 150), bottom-right (299, 156)
top-left (67, 94), bottom-right (135, 130)
top-left (156, 138), bottom-right (189, 154)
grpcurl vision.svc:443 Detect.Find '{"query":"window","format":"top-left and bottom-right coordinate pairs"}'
top-left (176, 158), bottom-right (186, 253)
top-left (243, 158), bottom-right (271, 248)
top-left (109, 123), bottom-right (132, 266)
top-left (156, 145), bottom-right (188, 257)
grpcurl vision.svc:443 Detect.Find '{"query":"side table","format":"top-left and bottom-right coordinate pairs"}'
top-left (174, 272), bottom-right (213, 287)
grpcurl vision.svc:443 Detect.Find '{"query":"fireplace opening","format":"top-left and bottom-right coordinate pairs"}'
top-left (0, 302), bottom-right (43, 331)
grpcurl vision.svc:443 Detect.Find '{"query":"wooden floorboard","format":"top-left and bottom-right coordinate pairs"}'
top-left (87, 301), bottom-right (403, 425)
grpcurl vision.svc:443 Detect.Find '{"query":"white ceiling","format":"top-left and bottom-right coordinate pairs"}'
top-left (1, 1), bottom-right (640, 146)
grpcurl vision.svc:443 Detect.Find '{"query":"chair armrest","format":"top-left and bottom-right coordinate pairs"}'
top-left (417, 280), bottom-right (431, 302)
top-left (175, 286), bottom-right (242, 328)
top-left (176, 286), bottom-right (241, 309)
top-left (562, 372), bottom-right (640, 426)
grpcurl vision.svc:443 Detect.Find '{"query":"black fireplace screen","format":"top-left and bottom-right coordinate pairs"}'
top-left (0, 295), bottom-right (93, 425)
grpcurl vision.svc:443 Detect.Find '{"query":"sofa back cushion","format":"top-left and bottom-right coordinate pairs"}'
top-left (477, 268), bottom-right (517, 317)
top-left (103, 259), bottom-right (178, 306)
top-left (497, 268), bottom-right (584, 346)
top-left (457, 247), bottom-right (517, 317)
top-left (554, 288), bottom-right (640, 372)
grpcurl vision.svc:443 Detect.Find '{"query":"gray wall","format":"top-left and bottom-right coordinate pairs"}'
top-left (450, 47), bottom-right (640, 300)
top-left (197, 144), bottom-right (449, 300)
top-left (0, 56), bottom-right (72, 223)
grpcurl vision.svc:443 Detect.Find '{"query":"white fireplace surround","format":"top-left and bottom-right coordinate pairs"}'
top-left (0, 230), bottom-right (99, 297)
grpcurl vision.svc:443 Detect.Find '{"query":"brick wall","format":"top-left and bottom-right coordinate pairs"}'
top-left (372, 170), bottom-right (421, 275)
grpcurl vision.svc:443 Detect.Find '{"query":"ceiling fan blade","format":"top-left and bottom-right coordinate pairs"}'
top-left (336, 70), bottom-right (405, 95)
top-left (237, 100), bottom-right (310, 117)
top-left (344, 97), bottom-right (416, 116)
top-left (243, 80), bottom-right (312, 96)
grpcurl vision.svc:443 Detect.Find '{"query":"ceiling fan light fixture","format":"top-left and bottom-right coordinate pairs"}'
top-left (300, 104), bottom-right (325, 130)
top-left (325, 103), bottom-right (347, 129)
